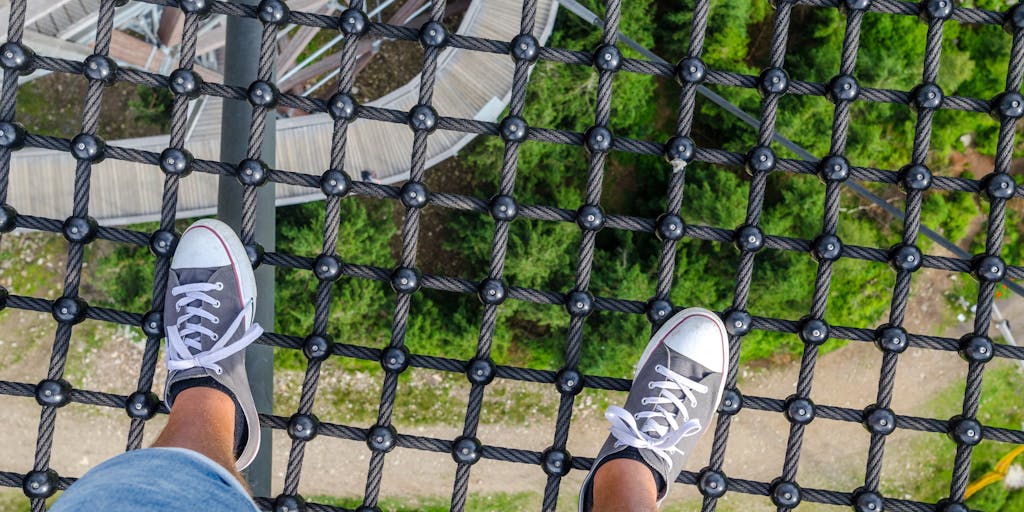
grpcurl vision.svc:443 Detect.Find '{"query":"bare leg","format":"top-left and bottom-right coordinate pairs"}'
top-left (592, 458), bottom-right (659, 512)
top-left (151, 387), bottom-right (247, 489)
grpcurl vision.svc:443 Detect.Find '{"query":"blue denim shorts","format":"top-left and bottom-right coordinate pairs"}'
top-left (50, 447), bottom-right (259, 512)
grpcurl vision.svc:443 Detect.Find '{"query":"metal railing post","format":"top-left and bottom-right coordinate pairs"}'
top-left (218, 0), bottom-right (275, 496)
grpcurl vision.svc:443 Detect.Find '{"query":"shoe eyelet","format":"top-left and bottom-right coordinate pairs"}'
top-left (211, 318), bottom-right (219, 324)
top-left (211, 333), bottom-right (219, 341)
top-left (215, 368), bottom-right (223, 375)
top-left (641, 398), bottom-right (650, 405)
top-left (648, 382), bottom-right (655, 389)
top-left (215, 282), bottom-right (224, 290)
top-left (212, 300), bottom-right (220, 308)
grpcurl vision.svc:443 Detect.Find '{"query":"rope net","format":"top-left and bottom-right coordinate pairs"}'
top-left (0, 0), bottom-right (1023, 511)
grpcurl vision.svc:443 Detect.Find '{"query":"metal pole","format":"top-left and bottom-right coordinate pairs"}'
top-left (218, 0), bottom-right (275, 496)
top-left (992, 304), bottom-right (1024, 373)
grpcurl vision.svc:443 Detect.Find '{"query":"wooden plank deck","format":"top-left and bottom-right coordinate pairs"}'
top-left (26, 0), bottom-right (101, 39)
top-left (7, 0), bottom-right (560, 225)
top-left (0, 0), bottom-right (101, 39)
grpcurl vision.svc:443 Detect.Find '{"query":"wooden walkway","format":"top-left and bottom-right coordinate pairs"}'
top-left (6, 0), bottom-right (559, 225)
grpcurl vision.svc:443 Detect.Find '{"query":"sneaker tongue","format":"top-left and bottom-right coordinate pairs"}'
top-left (644, 352), bottom-right (713, 425)
top-left (670, 357), bottom-right (714, 384)
top-left (174, 267), bottom-right (218, 284)
top-left (173, 267), bottom-right (221, 336)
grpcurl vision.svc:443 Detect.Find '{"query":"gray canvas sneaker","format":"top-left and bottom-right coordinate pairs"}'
top-left (163, 219), bottom-right (264, 471)
top-left (579, 307), bottom-right (729, 511)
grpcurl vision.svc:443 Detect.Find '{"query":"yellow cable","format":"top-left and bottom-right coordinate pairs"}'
top-left (994, 445), bottom-right (1024, 473)
top-left (967, 473), bottom-right (1006, 499)
top-left (965, 445), bottom-right (1024, 500)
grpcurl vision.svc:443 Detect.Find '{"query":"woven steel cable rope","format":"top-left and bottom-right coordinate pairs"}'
top-left (0, 0), bottom-right (1021, 511)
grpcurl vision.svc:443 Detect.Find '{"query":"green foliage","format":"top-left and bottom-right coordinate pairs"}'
top-left (16, 79), bottom-right (83, 139)
top-left (664, 1), bottom-right (1003, 168)
top-left (681, 164), bottom-right (749, 228)
top-left (127, 85), bottom-right (174, 131)
top-left (0, 490), bottom-right (59, 512)
top-left (921, 191), bottom-right (980, 244)
top-left (91, 224), bottom-right (159, 313)
top-left (968, 483), bottom-right (1024, 512)
top-left (644, 0), bottom-right (1011, 365)
top-left (274, 198), bottom-right (397, 370)
top-left (968, 203), bottom-right (1024, 268)
top-left (92, 242), bottom-right (154, 313)
top-left (87, 0), bottom-right (1010, 383)
top-left (447, 0), bottom-right (669, 376)
top-left (999, 206), bottom-right (1024, 268)
top-left (663, 0), bottom-right (769, 72)
top-left (0, 233), bottom-right (68, 299)
top-left (423, 0), bottom-right (1011, 373)
top-left (18, 74), bottom-right (177, 140)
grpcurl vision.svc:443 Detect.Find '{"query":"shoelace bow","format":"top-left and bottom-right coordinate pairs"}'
top-left (166, 281), bottom-right (263, 375)
top-left (605, 364), bottom-right (708, 471)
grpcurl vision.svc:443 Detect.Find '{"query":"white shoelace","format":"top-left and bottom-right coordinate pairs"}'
top-left (605, 364), bottom-right (708, 470)
top-left (166, 281), bottom-right (263, 375)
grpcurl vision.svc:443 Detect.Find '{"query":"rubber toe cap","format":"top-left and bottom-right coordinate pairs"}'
top-left (663, 309), bottom-right (728, 373)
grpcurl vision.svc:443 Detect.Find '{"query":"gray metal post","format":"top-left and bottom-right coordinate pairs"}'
top-left (218, 0), bottom-right (275, 496)
top-left (992, 304), bottom-right (1024, 373)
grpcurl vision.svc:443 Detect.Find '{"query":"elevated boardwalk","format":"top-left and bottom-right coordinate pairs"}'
top-left (7, 0), bottom-right (559, 225)
top-left (0, 0), bottom-right (102, 40)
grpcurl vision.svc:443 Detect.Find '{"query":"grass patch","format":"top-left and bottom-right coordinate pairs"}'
top-left (18, 74), bottom-right (172, 140)
top-left (272, 364), bottom-right (582, 427)
top-left (0, 232), bottom-right (66, 299)
top-left (0, 490), bottom-right (59, 512)
top-left (899, 362), bottom-right (1024, 511)
top-left (0, 489), bottom-right (533, 512)
top-left (308, 491), bottom-right (536, 511)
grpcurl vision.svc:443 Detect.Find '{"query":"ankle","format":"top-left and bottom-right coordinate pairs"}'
top-left (168, 377), bottom-right (247, 459)
top-left (598, 447), bottom-right (666, 497)
top-left (152, 397), bottom-right (236, 470)
top-left (174, 386), bottom-right (234, 408)
top-left (592, 458), bottom-right (659, 512)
